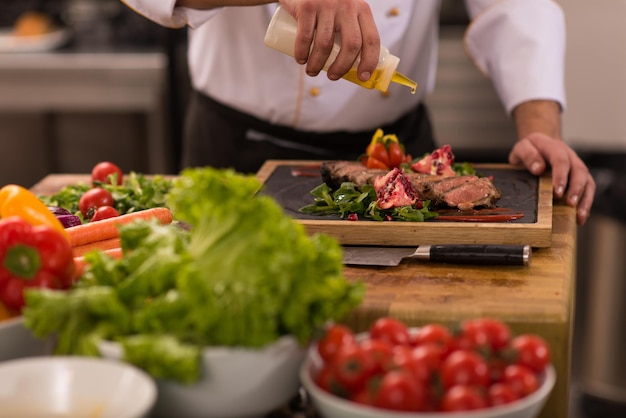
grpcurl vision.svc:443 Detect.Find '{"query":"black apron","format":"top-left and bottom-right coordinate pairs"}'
top-left (182, 90), bottom-right (437, 174)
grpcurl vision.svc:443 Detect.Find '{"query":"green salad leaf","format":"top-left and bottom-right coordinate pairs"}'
top-left (39, 172), bottom-right (173, 220)
top-left (300, 182), bottom-right (439, 222)
top-left (24, 167), bottom-right (364, 384)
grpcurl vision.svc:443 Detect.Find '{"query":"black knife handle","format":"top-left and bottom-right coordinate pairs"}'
top-left (428, 244), bottom-right (531, 266)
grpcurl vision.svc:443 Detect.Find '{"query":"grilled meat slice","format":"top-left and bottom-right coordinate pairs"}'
top-left (437, 177), bottom-right (501, 210)
top-left (321, 161), bottom-right (436, 189)
top-left (319, 160), bottom-right (502, 210)
top-left (320, 160), bottom-right (387, 189)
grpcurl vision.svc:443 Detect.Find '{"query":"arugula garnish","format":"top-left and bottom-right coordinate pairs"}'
top-left (300, 182), bottom-right (439, 222)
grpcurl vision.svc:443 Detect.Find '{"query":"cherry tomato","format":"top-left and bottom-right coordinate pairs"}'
top-left (412, 323), bottom-right (454, 352)
top-left (510, 334), bottom-right (551, 373)
top-left (373, 369), bottom-right (427, 412)
top-left (487, 382), bottom-right (519, 406)
top-left (330, 343), bottom-right (376, 391)
top-left (359, 338), bottom-right (394, 374)
top-left (440, 349), bottom-right (490, 389)
top-left (368, 142), bottom-right (391, 167)
top-left (91, 161), bottom-right (123, 186)
top-left (487, 356), bottom-right (508, 383)
top-left (365, 156), bottom-right (389, 170)
top-left (387, 141), bottom-right (405, 168)
top-left (391, 345), bottom-right (431, 385)
top-left (457, 318), bottom-right (511, 353)
top-left (410, 342), bottom-right (446, 377)
top-left (315, 365), bottom-right (348, 398)
top-left (501, 364), bottom-right (539, 397)
top-left (90, 205), bottom-right (120, 222)
top-left (79, 188), bottom-right (114, 218)
top-left (369, 317), bottom-right (412, 346)
top-left (440, 385), bottom-right (487, 411)
top-left (317, 324), bottom-right (355, 363)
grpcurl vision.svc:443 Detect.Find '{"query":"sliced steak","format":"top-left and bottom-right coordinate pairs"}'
top-left (320, 160), bottom-right (387, 189)
top-left (415, 175), bottom-right (478, 204)
top-left (319, 160), bottom-right (502, 210)
top-left (441, 177), bottom-right (502, 210)
top-left (321, 161), bottom-right (437, 189)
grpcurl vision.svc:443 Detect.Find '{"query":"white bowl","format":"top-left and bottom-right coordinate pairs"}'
top-left (0, 356), bottom-right (157, 418)
top-left (300, 345), bottom-right (556, 418)
top-left (99, 335), bottom-right (307, 418)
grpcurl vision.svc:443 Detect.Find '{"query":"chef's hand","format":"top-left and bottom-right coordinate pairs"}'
top-left (279, 0), bottom-right (380, 82)
top-left (510, 101), bottom-right (596, 226)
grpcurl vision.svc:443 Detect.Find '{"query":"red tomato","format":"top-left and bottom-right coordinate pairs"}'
top-left (487, 356), bottom-right (508, 383)
top-left (368, 142), bottom-right (391, 167)
top-left (387, 141), bottom-right (405, 168)
top-left (510, 334), bottom-right (551, 373)
top-left (90, 206), bottom-right (120, 222)
top-left (440, 385), bottom-right (487, 411)
top-left (373, 369), bottom-right (427, 412)
top-left (391, 346), bottom-right (431, 385)
top-left (359, 338), bottom-right (394, 373)
top-left (79, 188), bottom-right (114, 218)
top-left (317, 324), bottom-right (355, 363)
top-left (330, 343), bottom-right (376, 391)
top-left (487, 382), bottom-right (519, 406)
top-left (91, 161), bottom-right (123, 186)
top-left (410, 342), bottom-right (446, 377)
top-left (501, 364), bottom-right (539, 397)
top-left (457, 318), bottom-right (511, 353)
top-left (369, 317), bottom-right (412, 347)
top-left (440, 349), bottom-right (490, 389)
top-left (412, 323), bottom-right (454, 351)
top-left (350, 386), bottom-right (377, 406)
top-left (315, 365), bottom-right (348, 398)
top-left (365, 156), bottom-right (389, 170)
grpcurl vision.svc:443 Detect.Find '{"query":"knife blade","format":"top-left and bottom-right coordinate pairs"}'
top-left (342, 244), bottom-right (531, 266)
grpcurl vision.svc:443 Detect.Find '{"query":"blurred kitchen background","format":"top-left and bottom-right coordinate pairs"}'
top-left (0, 1), bottom-right (624, 416)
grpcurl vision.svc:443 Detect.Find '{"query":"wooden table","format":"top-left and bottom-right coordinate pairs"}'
top-left (1, 173), bottom-right (577, 418)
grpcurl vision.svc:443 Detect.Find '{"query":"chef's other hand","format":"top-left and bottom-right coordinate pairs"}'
top-left (279, 0), bottom-right (380, 82)
top-left (508, 132), bottom-right (596, 226)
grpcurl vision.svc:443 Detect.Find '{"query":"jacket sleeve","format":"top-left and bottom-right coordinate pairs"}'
top-left (121, 0), bottom-right (219, 29)
top-left (464, 0), bottom-right (566, 113)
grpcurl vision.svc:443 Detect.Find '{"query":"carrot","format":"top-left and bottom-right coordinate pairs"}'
top-left (73, 247), bottom-right (123, 279)
top-left (67, 207), bottom-right (173, 247)
top-left (72, 237), bottom-right (121, 258)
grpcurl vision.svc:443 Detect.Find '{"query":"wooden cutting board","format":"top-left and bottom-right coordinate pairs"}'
top-left (256, 160), bottom-right (553, 247)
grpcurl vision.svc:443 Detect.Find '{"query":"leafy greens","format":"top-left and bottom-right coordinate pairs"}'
top-left (24, 167), bottom-right (364, 384)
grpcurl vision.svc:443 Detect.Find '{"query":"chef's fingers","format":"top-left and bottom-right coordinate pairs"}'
top-left (562, 148), bottom-right (595, 225)
top-left (325, 9), bottom-right (363, 80)
top-left (285, 0), bottom-right (315, 65)
top-left (510, 133), bottom-right (596, 226)
top-left (575, 172), bottom-right (596, 226)
top-left (303, 6), bottom-right (335, 76)
top-left (511, 133), bottom-right (569, 198)
top-left (508, 135), bottom-right (548, 177)
top-left (346, 5), bottom-right (380, 82)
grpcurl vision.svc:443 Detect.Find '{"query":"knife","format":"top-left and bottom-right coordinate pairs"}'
top-left (342, 244), bottom-right (531, 266)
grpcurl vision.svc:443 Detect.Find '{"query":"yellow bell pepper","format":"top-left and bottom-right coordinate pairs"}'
top-left (0, 184), bottom-right (69, 241)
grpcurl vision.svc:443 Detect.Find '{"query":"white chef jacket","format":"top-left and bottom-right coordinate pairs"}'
top-left (122, 0), bottom-right (565, 133)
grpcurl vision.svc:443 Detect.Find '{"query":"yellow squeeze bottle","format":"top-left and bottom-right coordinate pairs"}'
top-left (264, 6), bottom-right (417, 94)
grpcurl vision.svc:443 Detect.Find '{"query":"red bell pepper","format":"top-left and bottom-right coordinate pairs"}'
top-left (0, 216), bottom-right (75, 311)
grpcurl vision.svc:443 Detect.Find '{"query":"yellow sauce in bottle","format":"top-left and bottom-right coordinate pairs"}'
top-left (342, 68), bottom-right (417, 94)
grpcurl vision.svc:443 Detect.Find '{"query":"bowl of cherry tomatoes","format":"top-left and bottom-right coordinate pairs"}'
top-left (300, 317), bottom-right (555, 418)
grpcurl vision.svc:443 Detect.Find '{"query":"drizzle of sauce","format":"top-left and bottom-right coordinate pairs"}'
top-left (434, 208), bottom-right (525, 223)
top-left (290, 164), bottom-right (322, 178)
